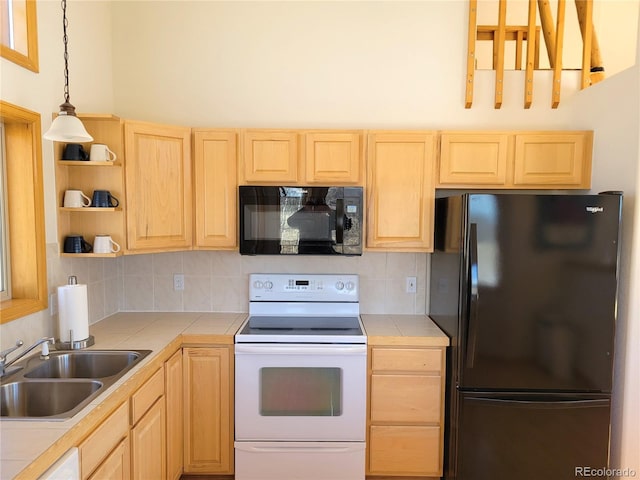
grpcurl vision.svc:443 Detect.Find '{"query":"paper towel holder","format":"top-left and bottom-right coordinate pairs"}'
top-left (55, 276), bottom-right (95, 350)
top-left (55, 331), bottom-right (95, 350)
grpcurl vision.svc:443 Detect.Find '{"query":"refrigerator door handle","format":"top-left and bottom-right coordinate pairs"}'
top-left (466, 223), bottom-right (479, 368)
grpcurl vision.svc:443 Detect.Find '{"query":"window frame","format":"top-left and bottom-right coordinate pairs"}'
top-left (0, 0), bottom-right (39, 72)
top-left (0, 122), bottom-right (11, 302)
top-left (0, 100), bottom-right (48, 323)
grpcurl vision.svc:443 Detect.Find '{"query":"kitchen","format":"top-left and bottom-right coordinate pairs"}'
top-left (1, 1), bottom-right (639, 479)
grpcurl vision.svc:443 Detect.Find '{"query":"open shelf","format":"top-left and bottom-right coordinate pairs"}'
top-left (59, 207), bottom-right (122, 212)
top-left (58, 160), bottom-right (121, 167)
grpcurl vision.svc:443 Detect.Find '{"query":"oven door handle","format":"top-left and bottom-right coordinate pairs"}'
top-left (235, 344), bottom-right (367, 356)
top-left (234, 443), bottom-right (365, 454)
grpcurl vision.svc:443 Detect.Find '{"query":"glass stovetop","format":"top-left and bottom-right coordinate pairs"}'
top-left (237, 315), bottom-right (364, 337)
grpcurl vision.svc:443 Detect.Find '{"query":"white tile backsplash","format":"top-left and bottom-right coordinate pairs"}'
top-left (122, 250), bottom-right (429, 314)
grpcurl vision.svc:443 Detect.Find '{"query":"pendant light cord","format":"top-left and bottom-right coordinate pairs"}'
top-left (62, 0), bottom-right (70, 105)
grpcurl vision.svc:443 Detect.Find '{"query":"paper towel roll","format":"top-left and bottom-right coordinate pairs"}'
top-left (57, 283), bottom-right (89, 342)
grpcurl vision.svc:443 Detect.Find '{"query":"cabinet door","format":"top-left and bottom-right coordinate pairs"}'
top-left (193, 130), bottom-right (238, 249)
top-left (367, 132), bottom-right (435, 251)
top-left (439, 132), bottom-right (510, 186)
top-left (304, 132), bottom-right (363, 184)
top-left (124, 120), bottom-right (192, 251)
top-left (131, 399), bottom-right (166, 480)
top-left (183, 347), bottom-right (233, 474)
top-left (165, 349), bottom-right (183, 480)
top-left (513, 132), bottom-right (592, 188)
top-left (88, 438), bottom-right (131, 480)
top-left (241, 130), bottom-right (299, 183)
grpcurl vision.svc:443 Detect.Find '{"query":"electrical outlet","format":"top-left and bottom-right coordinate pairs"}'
top-left (406, 276), bottom-right (417, 294)
top-left (173, 274), bottom-right (185, 291)
top-left (49, 293), bottom-right (58, 316)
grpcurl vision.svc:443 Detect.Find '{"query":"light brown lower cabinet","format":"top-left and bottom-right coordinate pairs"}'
top-left (131, 398), bottom-right (166, 479)
top-left (367, 346), bottom-right (446, 477)
top-left (88, 438), bottom-right (131, 480)
top-left (130, 367), bottom-right (166, 479)
top-left (79, 401), bottom-right (129, 479)
top-left (183, 346), bottom-right (233, 474)
top-left (165, 349), bottom-right (184, 480)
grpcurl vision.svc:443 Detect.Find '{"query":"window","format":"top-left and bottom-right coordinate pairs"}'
top-left (0, 0), bottom-right (39, 72)
top-left (0, 100), bottom-right (47, 323)
top-left (0, 123), bottom-right (10, 302)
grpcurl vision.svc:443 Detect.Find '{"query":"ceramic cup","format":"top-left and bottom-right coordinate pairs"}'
top-left (90, 144), bottom-right (117, 162)
top-left (63, 143), bottom-right (89, 161)
top-left (63, 189), bottom-right (92, 208)
top-left (63, 235), bottom-right (92, 254)
top-left (91, 190), bottom-right (120, 208)
top-left (93, 235), bottom-right (121, 254)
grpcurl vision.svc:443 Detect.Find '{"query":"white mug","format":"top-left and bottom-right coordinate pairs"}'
top-left (90, 144), bottom-right (117, 162)
top-left (63, 189), bottom-right (91, 208)
top-left (93, 235), bottom-right (121, 254)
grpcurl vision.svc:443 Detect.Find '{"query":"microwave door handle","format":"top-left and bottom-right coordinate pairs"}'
top-left (335, 198), bottom-right (345, 244)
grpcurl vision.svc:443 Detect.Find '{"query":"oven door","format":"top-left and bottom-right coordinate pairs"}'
top-left (235, 344), bottom-right (367, 441)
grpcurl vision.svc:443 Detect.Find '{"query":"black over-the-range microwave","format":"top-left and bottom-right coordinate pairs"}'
top-left (239, 186), bottom-right (363, 255)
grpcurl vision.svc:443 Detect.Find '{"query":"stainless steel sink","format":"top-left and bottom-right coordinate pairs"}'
top-left (0, 380), bottom-right (102, 418)
top-left (0, 349), bottom-right (151, 420)
top-left (24, 350), bottom-right (149, 379)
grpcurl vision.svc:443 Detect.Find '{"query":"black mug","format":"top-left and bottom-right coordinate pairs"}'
top-left (63, 235), bottom-right (92, 254)
top-left (63, 143), bottom-right (89, 161)
top-left (92, 190), bottom-right (120, 208)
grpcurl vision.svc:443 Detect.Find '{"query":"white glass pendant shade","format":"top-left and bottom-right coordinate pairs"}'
top-left (43, 112), bottom-right (93, 142)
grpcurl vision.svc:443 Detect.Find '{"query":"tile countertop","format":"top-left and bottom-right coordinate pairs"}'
top-left (1, 312), bottom-right (448, 479)
top-left (361, 314), bottom-right (450, 347)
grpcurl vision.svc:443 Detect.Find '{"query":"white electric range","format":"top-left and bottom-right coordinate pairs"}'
top-left (234, 274), bottom-right (367, 480)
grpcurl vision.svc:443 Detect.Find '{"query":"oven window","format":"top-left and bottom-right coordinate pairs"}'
top-left (260, 367), bottom-right (342, 416)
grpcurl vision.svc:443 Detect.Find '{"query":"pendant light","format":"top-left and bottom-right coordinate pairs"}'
top-left (43, 0), bottom-right (93, 143)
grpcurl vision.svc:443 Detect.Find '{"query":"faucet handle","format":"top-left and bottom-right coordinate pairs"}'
top-left (0, 340), bottom-right (24, 360)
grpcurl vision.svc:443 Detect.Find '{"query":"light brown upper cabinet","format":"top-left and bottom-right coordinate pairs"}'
top-left (124, 120), bottom-right (192, 252)
top-left (513, 132), bottom-right (592, 187)
top-left (239, 129), bottom-right (364, 185)
top-left (367, 132), bottom-right (436, 252)
top-left (240, 129), bottom-right (299, 184)
top-left (304, 131), bottom-right (363, 184)
top-left (193, 129), bottom-right (238, 249)
top-left (438, 131), bottom-right (592, 189)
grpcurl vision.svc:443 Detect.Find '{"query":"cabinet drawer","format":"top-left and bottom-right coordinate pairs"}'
top-left (371, 347), bottom-right (442, 373)
top-left (131, 367), bottom-right (164, 425)
top-left (370, 374), bottom-right (441, 423)
top-left (369, 425), bottom-right (441, 475)
top-left (79, 401), bottom-right (129, 478)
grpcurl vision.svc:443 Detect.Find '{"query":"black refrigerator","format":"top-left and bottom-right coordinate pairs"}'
top-left (428, 193), bottom-right (622, 480)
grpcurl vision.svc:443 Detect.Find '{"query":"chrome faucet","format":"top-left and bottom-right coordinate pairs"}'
top-left (0, 337), bottom-right (55, 378)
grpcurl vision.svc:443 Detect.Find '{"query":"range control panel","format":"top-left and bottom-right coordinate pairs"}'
top-left (249, 274), bottom-right (359, 302)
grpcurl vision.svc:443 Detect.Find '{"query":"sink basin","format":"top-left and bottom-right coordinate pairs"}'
top-left (1, 349), bottom-right (151, 420)
top-left (24, 350), bottom-right (150, 379)
top-left (0, 380), bottom-right (102, 418)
